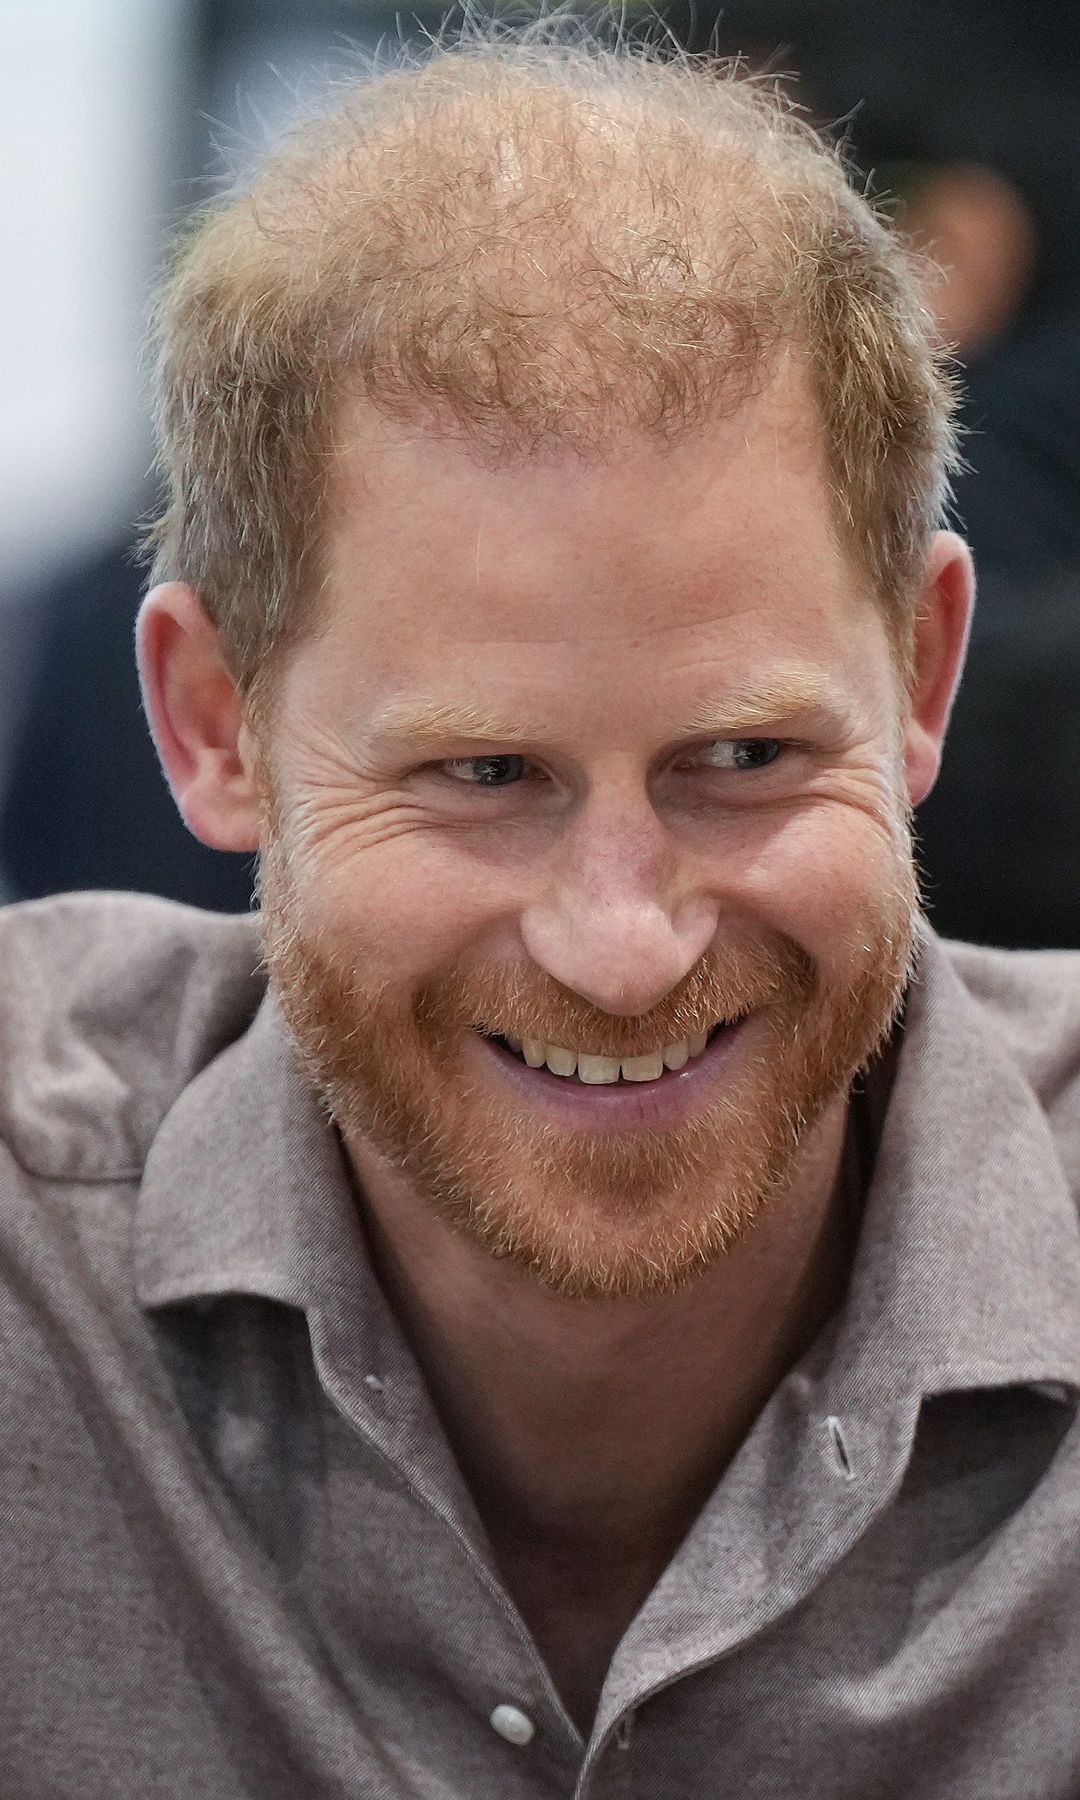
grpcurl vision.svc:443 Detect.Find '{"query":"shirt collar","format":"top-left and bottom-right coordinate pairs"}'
top-left (824, 926), bottom-right (1080, 1413)
top-left (136, 929), bottom-right (1080, 1401)
top-left (136, 987), bottom-right (488, 1547)
top-left (137, 990), bottom-right (378, 1334)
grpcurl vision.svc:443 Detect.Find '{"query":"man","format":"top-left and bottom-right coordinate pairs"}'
top-left (2, 32), bottom-right (1079, 1800)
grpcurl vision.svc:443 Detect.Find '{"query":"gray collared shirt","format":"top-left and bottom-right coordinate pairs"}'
top-left (3, 891), bottom-right (1080, 1799)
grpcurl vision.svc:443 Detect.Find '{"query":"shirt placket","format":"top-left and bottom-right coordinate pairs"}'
top-left (572, 1382), bottom-right (922, 1800)
top-left (308, 1303), bottom-right (588, 1796)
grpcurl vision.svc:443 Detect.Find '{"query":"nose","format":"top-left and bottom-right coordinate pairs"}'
top-left (518, 795), bottom-right (719, 1016)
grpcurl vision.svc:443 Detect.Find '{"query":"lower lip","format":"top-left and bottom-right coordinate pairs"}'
top-left (466, 1022), bottom-right (748, 1131)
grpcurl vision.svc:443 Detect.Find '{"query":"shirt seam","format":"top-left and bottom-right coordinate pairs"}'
top-left (0, 1133), bottom-right (142, 1189)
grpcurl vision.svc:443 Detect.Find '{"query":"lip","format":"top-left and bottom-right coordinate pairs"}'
top-left (462, 1019), bottom-right (749, 1131)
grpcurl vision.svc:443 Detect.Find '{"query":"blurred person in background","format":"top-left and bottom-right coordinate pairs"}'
top-left (0, 0), bottom-right (418, 913)
top-left (0, 0), bottom-right (197, 901)
top-left (674, 0), bottom-right (1080, 946)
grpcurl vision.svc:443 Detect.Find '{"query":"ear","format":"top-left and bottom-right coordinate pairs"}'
top-left (136, 583), bottom-right (261, 852)
top-left (902, 530), bottom-right (975, 808)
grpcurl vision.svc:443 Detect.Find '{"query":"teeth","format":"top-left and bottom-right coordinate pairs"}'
top-left (502, 1025), bottom-right (717, 1082)
top-left (620, 1052), bottom-right (665, 1082)
top-left (576, 1054), bottom-right (621, 1085)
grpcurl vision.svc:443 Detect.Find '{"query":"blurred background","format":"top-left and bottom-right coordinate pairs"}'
top-left (2, 0), bottom-right (1078, 945)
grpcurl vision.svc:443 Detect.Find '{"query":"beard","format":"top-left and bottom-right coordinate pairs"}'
top-left (259, 816), bottom-right (917, 1301)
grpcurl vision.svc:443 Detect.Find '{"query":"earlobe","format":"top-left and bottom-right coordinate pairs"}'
top-left (136, 584), bottom-right (261, 852)
top-left (903, 531), bottom-right (975, 809)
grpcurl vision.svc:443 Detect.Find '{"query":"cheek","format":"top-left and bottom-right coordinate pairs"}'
top-left (727, 803), bottom-right (912, 961)
top-left (283, 820), bottom-right (522, 982)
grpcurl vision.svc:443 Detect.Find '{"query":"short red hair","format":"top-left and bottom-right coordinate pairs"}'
top-left (147, 27), bottom-right (959, 690)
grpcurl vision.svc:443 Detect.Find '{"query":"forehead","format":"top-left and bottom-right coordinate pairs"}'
top-left (307, 366), bottom-right (892, 732)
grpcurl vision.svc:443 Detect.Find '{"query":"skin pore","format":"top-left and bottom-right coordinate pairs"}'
top-left (139, 362), bottom-right (972, 1731)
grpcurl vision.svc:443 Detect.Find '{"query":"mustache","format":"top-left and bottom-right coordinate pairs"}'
top-left (416, 935), bottom-right (817, 1061)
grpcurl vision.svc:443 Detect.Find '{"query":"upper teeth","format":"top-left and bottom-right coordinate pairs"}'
top-left (504, 1029), bottom-right (712, 1083)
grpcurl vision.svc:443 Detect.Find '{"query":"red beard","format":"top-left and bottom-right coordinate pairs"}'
top-left (261, 828), bottom-right (916, 1298)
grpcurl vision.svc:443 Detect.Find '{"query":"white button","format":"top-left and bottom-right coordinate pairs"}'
top-left (490, 1704), bottom-right (535, 1746)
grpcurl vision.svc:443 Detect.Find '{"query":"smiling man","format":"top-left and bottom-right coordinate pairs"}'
top-left (4, 32), bottom-right (1080, 1800)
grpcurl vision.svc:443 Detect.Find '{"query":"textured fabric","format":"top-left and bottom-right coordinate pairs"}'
top-left (3, 891), bottom-right (1080, 1799)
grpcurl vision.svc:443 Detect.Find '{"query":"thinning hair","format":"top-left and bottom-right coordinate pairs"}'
top-left (147, 19), bottom-right (960, 690)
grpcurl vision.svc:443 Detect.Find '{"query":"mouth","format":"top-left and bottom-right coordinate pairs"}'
top-left (482, 1021), bottom-right (729, 1085)
top-left (467, 1015), bottom-right (748, 1130)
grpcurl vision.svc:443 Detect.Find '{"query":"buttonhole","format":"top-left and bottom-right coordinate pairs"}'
top-left (1031, 1380), bottom-right (1072, 1403)
top-left (826, 1415), bottom-right (856, 1480)
top-left (363, 1373), bottom-right (386, 1393)
top-left (614, 1714), bottom-right (634, 1752)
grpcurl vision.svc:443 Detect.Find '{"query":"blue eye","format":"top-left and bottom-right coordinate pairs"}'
top-left (443, 754), bottom-right (528, 786)
top-left (700, 738), bottom-right (784, 771)
top-left (732, 738), bottom-right (783, 770)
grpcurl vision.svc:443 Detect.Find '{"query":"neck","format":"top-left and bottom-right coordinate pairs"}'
top-left (345, 1097), bottom-right (858, 1727)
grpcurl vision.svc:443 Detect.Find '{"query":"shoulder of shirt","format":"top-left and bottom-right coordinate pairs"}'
top-left (943, 936), bottom-right (1080, 1121)
top-left (0, 890), bottom-right (265, 1183)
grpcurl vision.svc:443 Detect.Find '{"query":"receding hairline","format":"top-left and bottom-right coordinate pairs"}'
top-left (147, 25), bottom-right (958, 694)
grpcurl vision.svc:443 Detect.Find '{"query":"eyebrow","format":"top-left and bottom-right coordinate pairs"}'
top-left (681, 673), bottom-right (842, 734)
top-left (371, 700), bottom-right (539, 746)
top-left (370, 673), bottom-right (842, 749)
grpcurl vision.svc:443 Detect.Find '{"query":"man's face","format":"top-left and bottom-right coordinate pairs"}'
top-left (259, 368), bottom-right (918, 1297)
